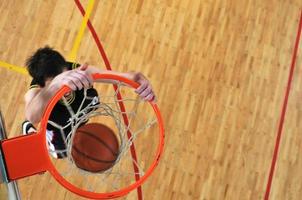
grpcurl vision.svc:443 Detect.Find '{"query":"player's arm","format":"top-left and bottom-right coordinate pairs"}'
top-left (83, 64), bottom-right (156, 102)
top-left (25, 65), bottom-right (155, 123)
top-left (24, 85), bottom-right (61, 124)
top-left (25, 69), bottom-right (93, 123)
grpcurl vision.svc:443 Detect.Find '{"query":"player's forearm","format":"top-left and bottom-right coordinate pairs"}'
top-left (25, 84), bottom-right (60, 123)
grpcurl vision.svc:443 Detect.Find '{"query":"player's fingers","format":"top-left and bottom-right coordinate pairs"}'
top-left (79, 63), bottom-right (88, 71)
top-left (73, 71), bottom-right (91, 88)
top-left (65, 75), bottom-right (84, 90)
top-left (63, 78), bottom-right (77, 91)
top-left (144, 93), bottom-right (155, 102)
top-left (76, 69), bottom-right (93, 86)
top-left (72, 70), bottom-right (92, 87)
top-left (135, 81), bottom-right (148, 94)
top-left (139, 85), bottom-right (153, 98)
top-left (151, 95), bottom-right (157, 103)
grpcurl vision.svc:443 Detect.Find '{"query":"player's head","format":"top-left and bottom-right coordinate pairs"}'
top-left (26, 46), bottom-right (67, 87)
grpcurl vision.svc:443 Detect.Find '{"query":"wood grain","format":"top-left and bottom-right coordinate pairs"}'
top-left (0, 0), bottom-right (301, 199)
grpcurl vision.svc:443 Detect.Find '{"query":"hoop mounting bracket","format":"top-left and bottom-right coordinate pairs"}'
top-left (1, 133), bottom-right (48, 181)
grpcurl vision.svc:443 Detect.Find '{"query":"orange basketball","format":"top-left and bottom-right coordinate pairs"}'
top-left (71, 123), bottom-right (119, 172)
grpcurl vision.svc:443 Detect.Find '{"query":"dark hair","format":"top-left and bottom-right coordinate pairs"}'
top-left (26, 46), bottom-right (67, 87)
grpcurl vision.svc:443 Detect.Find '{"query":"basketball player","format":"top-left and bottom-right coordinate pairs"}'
top-left (22, 46), bottom-right (155, 158)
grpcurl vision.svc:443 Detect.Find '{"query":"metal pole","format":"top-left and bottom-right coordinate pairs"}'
top-left (6, 182), bottom-right (21, 200)
top-left (0, 111), bottom-right (21, 200)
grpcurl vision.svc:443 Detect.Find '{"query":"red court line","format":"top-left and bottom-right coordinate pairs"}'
top-left (74, 1), bottom-right (143, 199)
top-left (264, 10), bottom-right (302, 200)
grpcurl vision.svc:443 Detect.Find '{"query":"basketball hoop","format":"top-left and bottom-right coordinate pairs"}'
top-left (1, 73), bottom-right (164, 199)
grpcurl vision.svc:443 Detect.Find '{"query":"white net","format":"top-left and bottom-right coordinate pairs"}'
top-left (46, 81), bottom-right (160, 193)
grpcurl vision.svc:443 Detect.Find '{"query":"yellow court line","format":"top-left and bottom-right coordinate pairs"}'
top-left (0, 0), bottom-right (94, 75)
top-left (68, 0), bottom-right (95, 62)
top-left (0, 61), bottom-right (27, 75)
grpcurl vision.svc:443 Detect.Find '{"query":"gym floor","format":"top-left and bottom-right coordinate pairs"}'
top-left (0, 0), bottom-right (302, 199)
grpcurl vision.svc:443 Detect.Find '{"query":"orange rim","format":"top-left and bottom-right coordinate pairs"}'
top-left (40, 73), bottom-right (165, 199)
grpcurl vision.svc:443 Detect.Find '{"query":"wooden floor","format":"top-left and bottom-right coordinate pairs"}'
top-left (0, 0), bottom-right (302, 199)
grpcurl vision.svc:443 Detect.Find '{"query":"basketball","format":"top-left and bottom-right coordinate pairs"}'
top-left (71, 123), bottom-right (119, 172)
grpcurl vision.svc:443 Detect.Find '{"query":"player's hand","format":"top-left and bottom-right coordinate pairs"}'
top-left (132, 72), bottom-right (156, 102)
top-left (50, 64), bottom-right (93, 91)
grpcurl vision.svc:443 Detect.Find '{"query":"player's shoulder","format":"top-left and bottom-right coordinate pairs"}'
top-left (24, 87), bottom-right (41, 103)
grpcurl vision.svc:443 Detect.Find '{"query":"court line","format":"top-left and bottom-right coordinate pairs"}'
top-left (74, 1), bottom-right (111, 69)
top-left (264, 10), bottom-right (302, 200)
top-left (0, 1), bottom-right (95, 75)
top-left (0, 61), bottom-right (27, 75)
top-left (68, 0), bottom-right (95, 62)
top-left (74, 1), bottom-right (143, 199)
